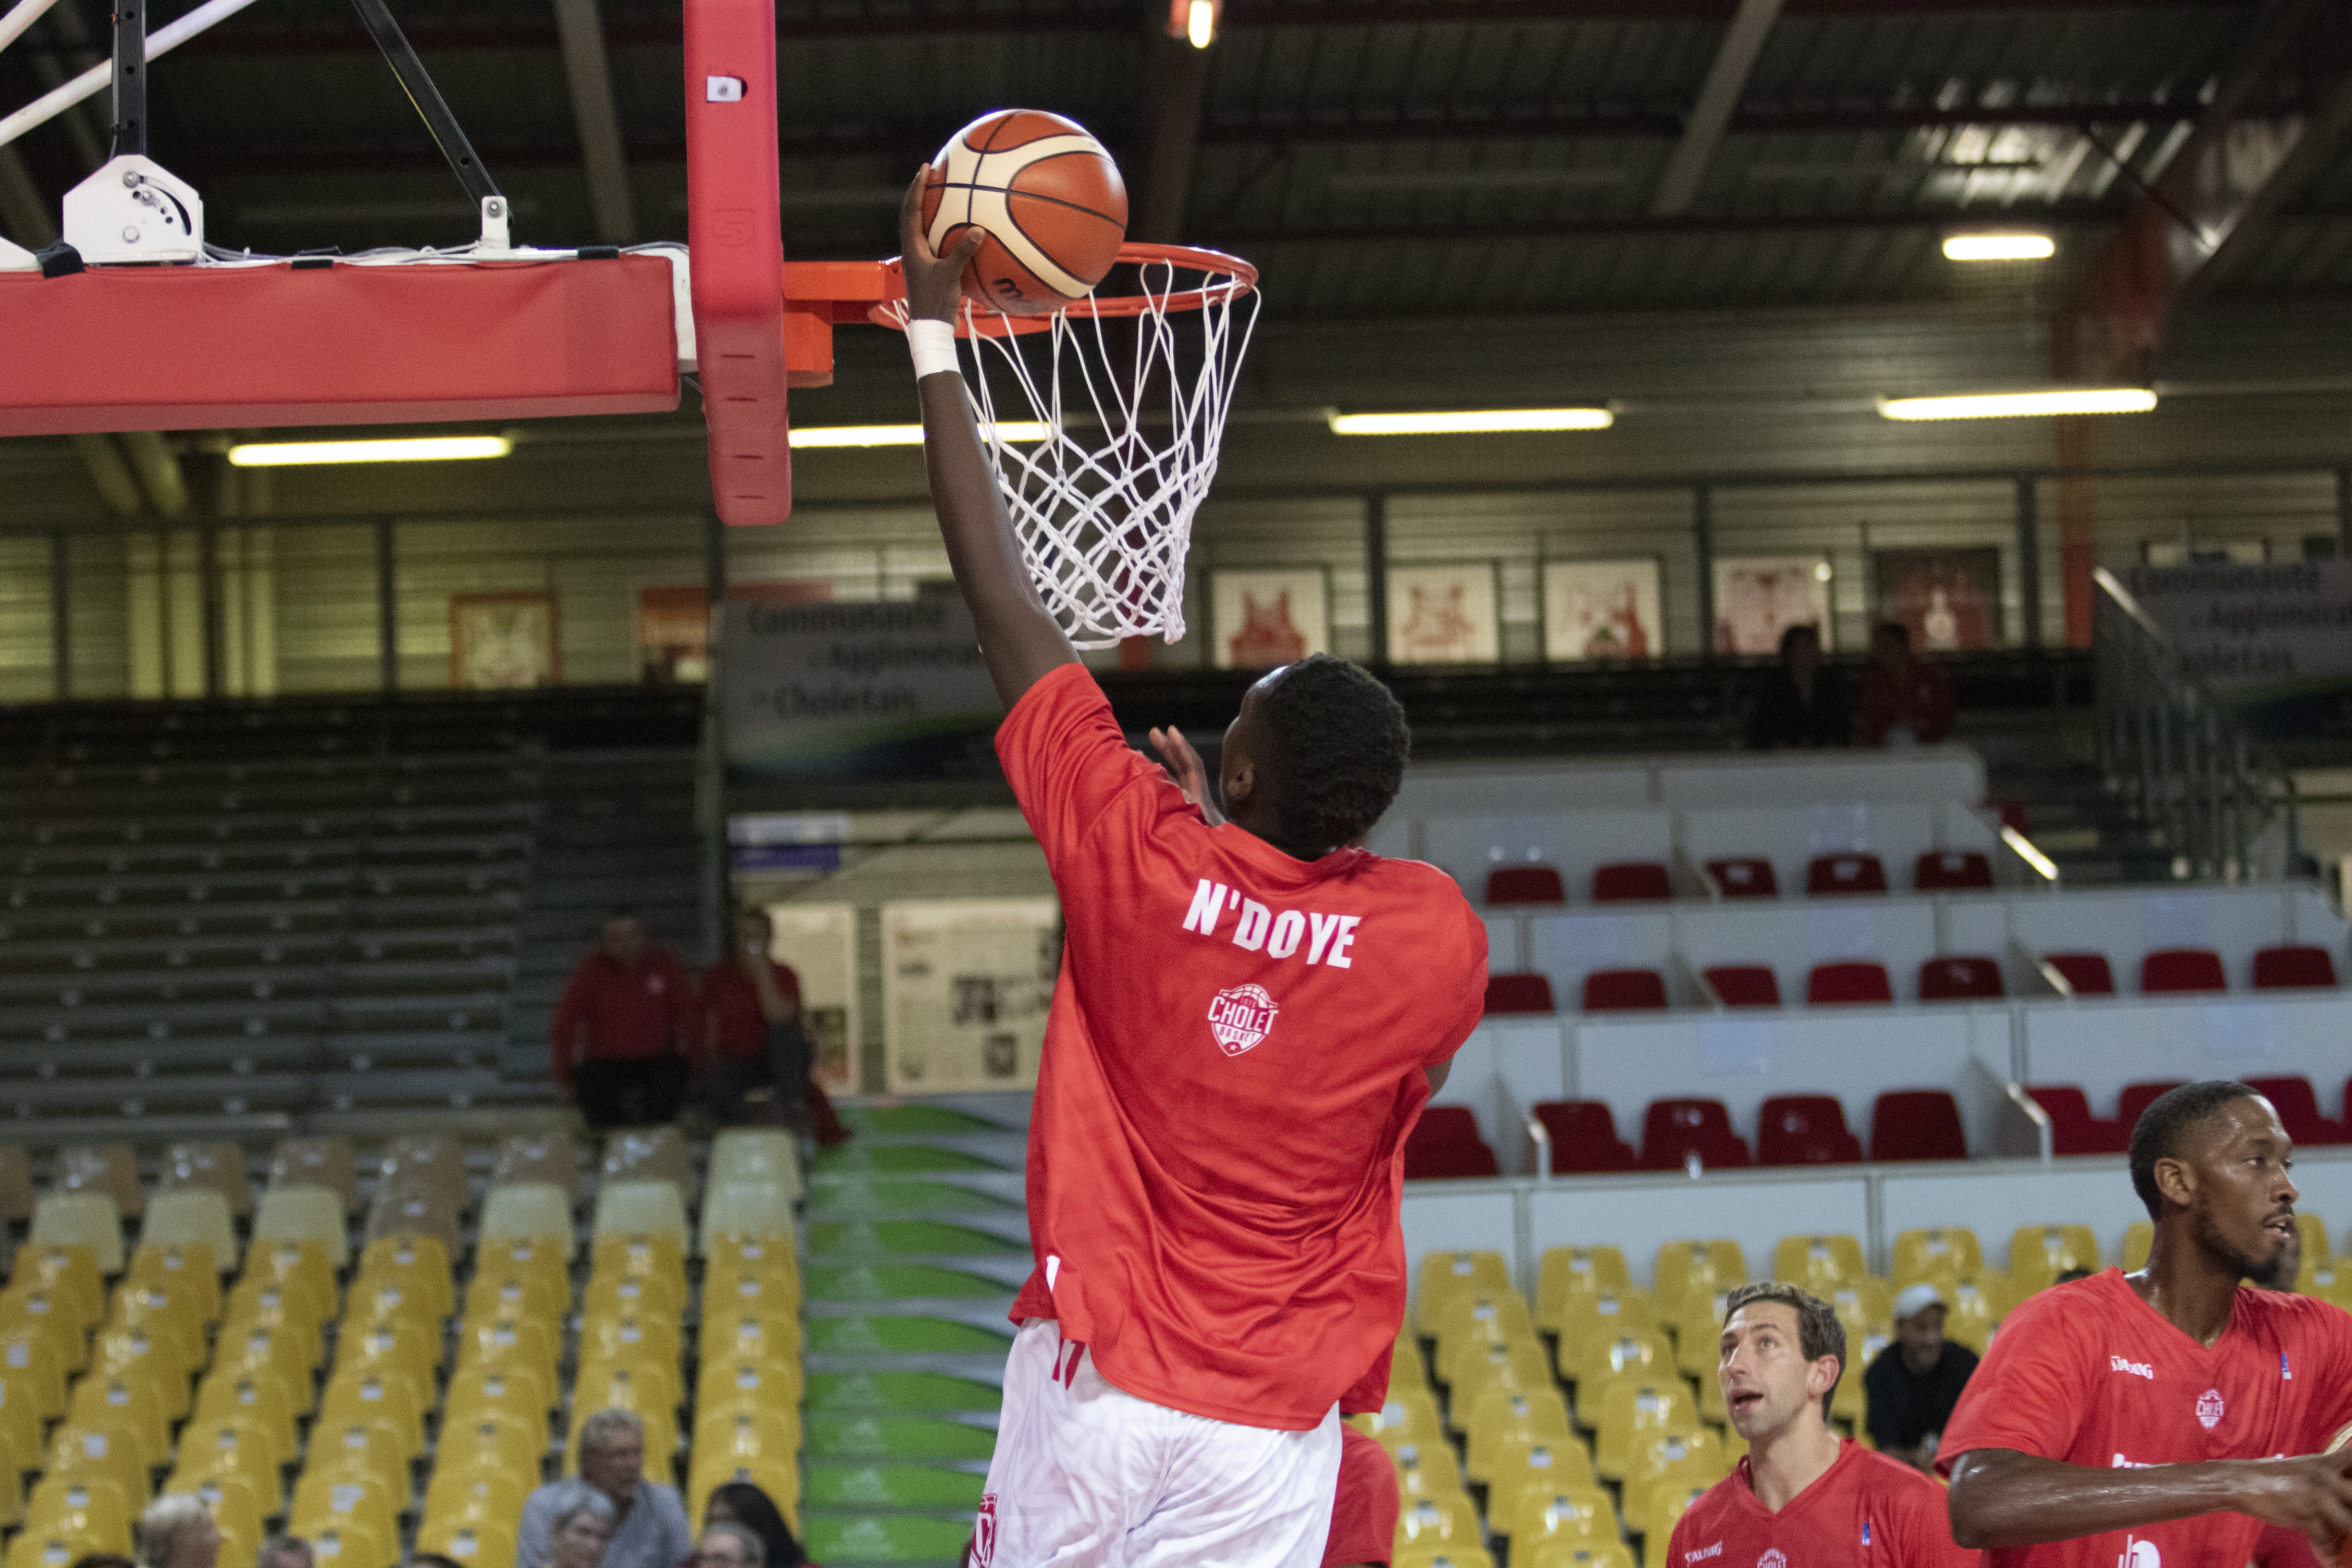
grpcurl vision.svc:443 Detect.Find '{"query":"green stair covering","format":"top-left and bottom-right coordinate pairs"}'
top-left (805, 1122), bottom-right (1024, 1564)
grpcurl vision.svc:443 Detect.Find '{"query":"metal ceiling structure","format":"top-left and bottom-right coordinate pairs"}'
top-left (4, 0), bottom-right (2347, 318)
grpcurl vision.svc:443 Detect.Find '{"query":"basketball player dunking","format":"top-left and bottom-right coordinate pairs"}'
top-left (899, 174), bottom-right (1489, 1568)
top-left (1942, 1082), bottom-right (2352, 1566)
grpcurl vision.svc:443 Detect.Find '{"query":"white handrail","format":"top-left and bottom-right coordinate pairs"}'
top-left (0, 0), bottom-right (266, 151)
top-left (0, 0), bottom-right (65, 58)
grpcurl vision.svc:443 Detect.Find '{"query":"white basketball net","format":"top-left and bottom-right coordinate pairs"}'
top-left (888, 248), bottom-right (1259, 649)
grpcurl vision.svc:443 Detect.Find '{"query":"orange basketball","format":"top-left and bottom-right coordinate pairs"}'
top-left (920, 109), bottom-right (1129, 317)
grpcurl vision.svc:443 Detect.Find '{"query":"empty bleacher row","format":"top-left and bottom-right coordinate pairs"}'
top-left (1375, 1207), bottom-right (2351, 1568)
top-left (0, 1126), bottom-right (803, 1568)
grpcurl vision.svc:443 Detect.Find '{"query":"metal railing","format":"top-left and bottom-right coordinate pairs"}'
top-left (2094, 567), bottom-right (2299, 882)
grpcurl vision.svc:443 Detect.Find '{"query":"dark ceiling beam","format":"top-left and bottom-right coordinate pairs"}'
top-left (550, 0), bottom-right (637, 242)
top-left (1651, 0), bottom-right (1785, 216)
top-left (1132, 15), bottom-right (1212, 242)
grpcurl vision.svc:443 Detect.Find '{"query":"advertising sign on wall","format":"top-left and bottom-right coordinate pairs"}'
top-left (720, 594), bottom-right (1002, 779)
top-left (1543, 559), bottom-right (1661, 661)
top-left (880, 898), bottom-right (1061, 1094)
top-left (1211, 568), bottom-right (1330, 670)
top-left (1387, 562), bottom-right (1501, 664)
top-left (2123, 562), bottom-right (2352, 699)
top-left (762, 901), bottom-right (861, 1094)
top-left (1873, 548), bottom-right (2002, 651)
top-left (1714, 557), bottom-right (1832, 655)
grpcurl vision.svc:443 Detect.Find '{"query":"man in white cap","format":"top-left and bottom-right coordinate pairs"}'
top-left (1864, 1282), bottom-right (1980, 1470)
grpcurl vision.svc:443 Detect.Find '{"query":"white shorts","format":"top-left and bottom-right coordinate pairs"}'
top-left (974, 1319), bottom-right (1343, 1568)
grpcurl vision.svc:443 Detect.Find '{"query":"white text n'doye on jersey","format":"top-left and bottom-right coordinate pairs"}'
top-left (1181, 879), bottom-right (1361, 965)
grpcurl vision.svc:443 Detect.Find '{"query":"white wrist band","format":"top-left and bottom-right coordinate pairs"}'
top-left (907, 319), bottom-right (961, 379)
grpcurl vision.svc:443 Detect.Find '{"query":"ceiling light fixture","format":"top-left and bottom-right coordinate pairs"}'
top-left (1877, 389), bottom-right (2156, 421)
top-left (1942, 232), bottom-right (2057, 262)
top-left (788, 422), bottom-right (1052, 448)
top-left (1169, 0), bottom-right (1220, 47)
top-left (226, 435), bottom-right (513, 466)
top-left (1327, 408), bottom-right (1614, 436)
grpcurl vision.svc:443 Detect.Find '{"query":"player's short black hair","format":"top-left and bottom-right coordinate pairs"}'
top-left (1256, 654), bottom-right (1410, 853)
top-left (1722, 1280), bottom-right (1846, 1422)
top-left (2129, 1079), bottom-right (2263, 1220)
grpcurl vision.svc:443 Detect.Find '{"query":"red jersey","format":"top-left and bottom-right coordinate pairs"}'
top-left (1938, 1268), bottom-right (2352, 1568)
top-left (995, 664), bottom-right (1488, 1430)
top-left (1323, 1426), bottom-right (1399, 1567)
top-left (700, 959), bottom-right (802, 1061)
top-left (547, 947), bottom-right (695, 1084)
top-left (1857, 659), bottom-right (1956, 746)
top-left (1669, 1439), bottom-right (1975, 1568)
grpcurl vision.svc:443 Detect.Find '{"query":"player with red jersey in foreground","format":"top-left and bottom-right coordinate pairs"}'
top-left (1943, 1080), bottom-right (2352, 1565)
top-left (1670, 1281), bottom-right (1976, 1567)
top-left (900, 177), bottom-right (1489, 1568)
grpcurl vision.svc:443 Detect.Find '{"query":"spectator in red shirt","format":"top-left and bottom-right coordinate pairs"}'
top-left (701, 908), bottom-right (850, 1143)
top-left (1856, 621), bottom-right (1956, 747)
top-left (1321, 1423), bottom-right (1399, 1568)
top-left (550, 910), bottom-right (695, 1130)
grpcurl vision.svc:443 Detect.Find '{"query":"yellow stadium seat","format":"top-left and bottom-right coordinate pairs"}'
top-left (1831, 1363), bottom-right (1868, 1435)
top-left (7, 1534), bottom-right (92, 1568)
top-left (1524, 1542), bottom-right (1635, 1568)
top-left (703, 1233), bottom-right (799, 1281)
top-left (1550, 1291), bottom-right (1658, 1373)
top-left (1561, 1329), bottom-right (1673, 1392)
top-left (455, 1317), bottom-right (561, 1384)
top-left (336, 1321), bottom-right (439, 1403)
top-left (1621, 1429), bottom-right (1731, 1504)
top-left (593, 1182), bottom-right (691, 1247)
top-left (1659, 1290), bottom-right (1735, 1380)
top-left (316, 1371), bottom-right (426, 1461)
top-left (305, 1519), bottom-right (397, 1568)
top-left (88, 1329), bottom-right (192, 1418)
top-left (416, 1518), bottom-right (517, 1568)
top-left (1654, 1241), bottom-right (1745, 1306)
top-left (1824, 1277), bottom-right (1892, 1339)
top-left (1394, 1492), bottom-right (1482, 1553)
top-left (685, 1453), bottom-right (802, 1532)
top-left (1891, 1227), bottom-right (1982, 1285)
top-left (252, 1186), bottom-right (350, 1269)
top-left (1393, 1550), bottom-right (1496, 1568)
top-left (0, 1328), bottom-right (70, 1419)
top-left (1417, 1251), bottom-right (1513, 1335)
top-left (1488, 1479), bottom-right (1614, 1548)
top-left (704, 1312), bottom-right (801, 1368)
top-left (1432, 1293), bottom-right (1539, 1374)
top-left (1773, 1234), bottom-right (1866, 1295)
top-left (691, 1410), bottom-right (798, 1498)
top-left (477, 1235), bottom-right (574, 1287)
top-left (437, 1414), bottom-right (546, 1482)
top-left (709, 1127), bottom-right (800, 1187)
top-left (582, 1273), bottom-right (687, 1327)
top-left (1461, 1388), bottom-right (1575, 1485)
top-left (377, 1135), bottom-right (468, 1211)
top-left (570, 1362), bottom-right (684, 1444)
top-left (602, 1127), bottom-right (692, 1192)
top-left (270, 1138), bottom-right (360, 1215)
top-left (208, 1331), bottom-right (316, 1418)
top-left (179, 1407), bottom-right (292, 1483)
top-left (15, 1246), bottom-right (106, 1332)
top-left (357, 1233), bottom-right (455, 1296)
top-left (106, 1279), bottom-right (209, 1366)
top-left (193, 1368), bottom-right (300, 1444)
top-left (347, 1278), bottom-right (449, 1341)
top-left (703, 1269), bottom-right (799, 1321)
top-left (24, 1475), bottom-right (131, 1554)
top-left (423, 1466), bottom-right (526, 1528)
top-left (442, 1365), bottom-right (553, 1439)
top-left (0, 1296), bottom-right (87, 1380)
top-left (0, 1377), bottom-right (40, 1475)
top-left (1940, 1274), bottom-right (2013, 1355)
top-left (1535, 1246), bottom-right (1635, 1332)
top-left (1359, 1389), bottom-right (1446, 1449)
top-left (126, 1243), bottom-right (222, 1323)
top-left (1631, 1483), bottom-right (1712, 1568)
top-left (591, 1231), bottom-right (689, 1286)
top-left (579, 1312), bottom-right (684, 1368)
top-left (207, 1489), bottom-right (268, 1568)
top-left (1590, 1381), bottom-right (1702, 1480)
top-left (290, 1469), bottom-right (404, 1541)
top-left (697, 1357), bottom-right (804, 1414)
top-left (1481, 1433), bottom-right (1598, 1494)
top-left (65, 1377), bottom-right (168, 1471)
top-left (42, 1421), bottom-right (147, 1498)
top-left (307, 1417), bottom-right (411, 1487)
top-left (238, 1242), bottom-right (339, 1325)
top-left (169, 1470), bottom-right (273, 1543)
top-left (699, 1179), bottom-right (799, 1256)
top-left (144, 1184), bottom-right (241, 1261)
top-left (2009, 1225), bottom-right (2101, 1297)
top-left (33, 1194), bottom-right (126, 1279)
top-left (479, 1185), bottom-right (575, 1251)
top-left (1443, 1335), bottom-right (1553, 1410)
top-left (221, 1290), bottom-right (328, 1370)
top-left (1390, 1439), bottom-right (1470, 1502)
top-left (463, 1269), bottom-right (568, 1327)
top-left (2123, 1221), bottom-right (2153, 1272)
top-left (490, 1131), bottom-right (579, 1203)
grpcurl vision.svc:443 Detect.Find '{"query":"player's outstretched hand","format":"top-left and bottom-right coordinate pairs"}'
top-left (900, 167), bottom-right (984, 324)
top-left (2241, 1450), bottom-right (2352, 1557)
top-left (1150, 726), bottom-right (1223, 825)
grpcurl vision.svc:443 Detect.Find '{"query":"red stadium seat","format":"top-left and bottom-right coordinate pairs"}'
top-left (1403, 1107), bottom-right (1501, 1180)
top-left (2043, 952), bottom-right (2117, 996)
top-left (1919, 956), bottom-right (2004, 1002)
top-left (2117, 1081), bottom-right (2185, 1131)
top-left (1914, 850), bottom-right (1994, 892)
top-left (2141, 948), bottom-right (2227, 995)
top-left (2024, 1086), bottom-right (2129, 1156)
top-left (2244, 1078), bottom-right (2352, 1147)
top-left (2254, 946), bottom-right (2339, 990)
top-left (1581, 969), bottom-right (1669, 1013)
top-left (1869, 1091), bottom-right (1967, 1162)
top-left (1484, 973), bottom-right (1557, 1015)
top-left (1486, 866), bottom-right (1566, 906)
top-left (1702, 965), bottom-right (1782, 1008)
top-left (1704, 858), bottom-right (1778, 899)
top-left (1807, 962), bottom-right (1893, 1005)
top-left (1592, 862), bottom-right (1672, 903)
top-left (1756, 1096), bottom-right (1863, 1167)
top-left (1641, 1098), bottom-right (1752, 1171)
top-left (1806, 854), bottom-right (1887, 897)
top-left (1532, 1101), bottom-right (1641, 1174)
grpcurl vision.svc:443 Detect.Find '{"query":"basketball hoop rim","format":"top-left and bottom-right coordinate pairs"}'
top-left (871, 241), bottom-right (1257, 338)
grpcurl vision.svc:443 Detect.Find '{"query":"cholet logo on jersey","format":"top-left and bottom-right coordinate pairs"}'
top-left (1207, 983), bottom-right (1279, 1055)
top-left (2118, 1536), bottom-right (2160, 1568)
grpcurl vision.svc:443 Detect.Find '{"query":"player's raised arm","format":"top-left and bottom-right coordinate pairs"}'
top-left (1947, 1445), bottom-right (2352, 1551)
top-left (899, 170), bottom-right (1079, 708)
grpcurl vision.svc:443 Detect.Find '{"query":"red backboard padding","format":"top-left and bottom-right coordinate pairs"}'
top-left (0, 259), bottom-right (679, 435)
top-left (686, 0), bottom-right (792, 526)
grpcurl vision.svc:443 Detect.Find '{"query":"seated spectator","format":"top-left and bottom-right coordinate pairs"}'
top-left (1748, 623), bottom-right (1849, 750)
top-left (259, 1541), bottom-right (314, 1568)
top-left (700, 910), bottom-right (850, 1145)
top-left (1864, 1283), bottom-right (1979, 1471)
top-left (542, 1487), bottom-right (615, 1568)
top-left (1855, 621), bottom-right (1955, 747)
top-left (551, 911), bottom-right (697, 1131)
top-left (520, 1413), bottom-right (691, 1568)
top-left (137, 1496), bottom-right (220, 1568)
top-left (701, 1481), bottom-right (810, 1568)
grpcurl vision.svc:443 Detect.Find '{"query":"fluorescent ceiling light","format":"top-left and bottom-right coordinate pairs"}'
top-left (1186, 0), bottom-right (1217, 48)
top-left (227, 435), bottom-right (512, 466)
top-left (788, 422), bottom-right (1052, 448)
top-left (1877, 389), bottom-right (2156, 421)
top-left (1943, 232), bottom-right (2056, 261)
top-left (1328, 408), bottom-right (1613, 436)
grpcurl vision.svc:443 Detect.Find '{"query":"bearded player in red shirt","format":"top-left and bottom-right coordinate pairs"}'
top-left (899, 179), bottom-right (1488, 1568)
top-left (1944, 1080), bottom-right (2352, 1565)
top-left (1670, 1281), bottom-right (1976, 1566)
